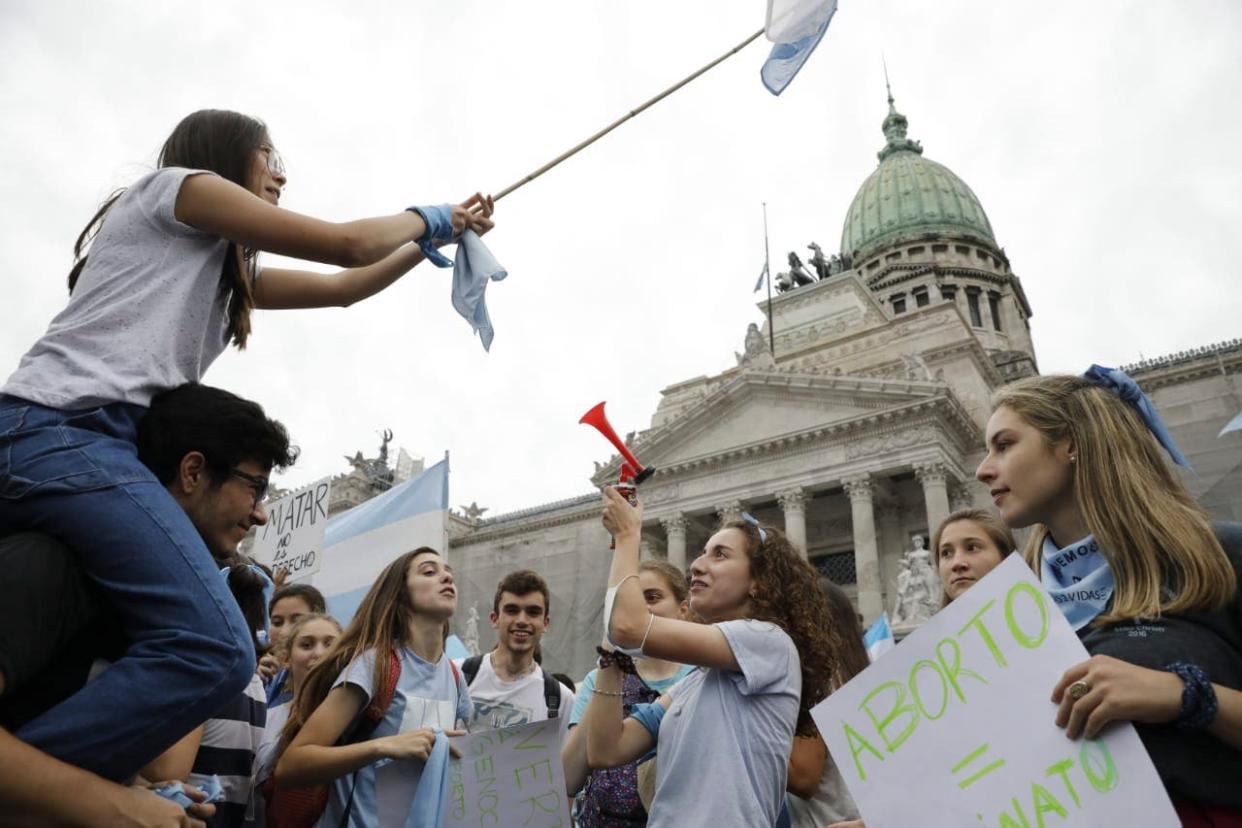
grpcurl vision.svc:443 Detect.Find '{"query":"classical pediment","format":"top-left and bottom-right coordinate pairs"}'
top-left (594, 369), bottom-right (948, 482)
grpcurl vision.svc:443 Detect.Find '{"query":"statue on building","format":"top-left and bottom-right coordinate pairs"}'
top-left (735, 322), bottom-right (776, 369)
top-left (808, 242), bottom-right (830, 280)
top-left (901, 352), bottom-right (936, 382)
top-left (460, 501), bottom-right (489, 521)
top-left (893, 535), bottom-right (939, 625)
top-left (787, 251), bottom-right (816, 286)
top-left (775, 270), bottom-right (795, 293)
top-left (462, 606), bottom-right (481, 656)
top-left (377, 428), bottom-right (393, 468)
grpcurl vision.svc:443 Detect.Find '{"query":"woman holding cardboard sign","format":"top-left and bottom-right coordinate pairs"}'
top-left (975, 368), bottom-right (1242, 821)
top-left (582, 488), bottom-right (841, 828)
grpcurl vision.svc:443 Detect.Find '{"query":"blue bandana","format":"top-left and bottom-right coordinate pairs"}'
top-left (1040, 534), bottom-right (1115, 631)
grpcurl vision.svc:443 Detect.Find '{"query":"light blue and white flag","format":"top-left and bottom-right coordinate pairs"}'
top-left (1220, 410), bottom-right (1242, 437)
top-left (753, 261), bottom-right (769, 293)
top-left (314, 458), bottom-right (449, 624)
top-left (863, 611), bottom-right (895, 662)
top-left (761, 0), bottom-right (838, 96)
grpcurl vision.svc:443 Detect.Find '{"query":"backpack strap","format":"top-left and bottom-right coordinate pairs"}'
top-left (542, 669), bottom-right (561, 720)
top-left (461, 654), bottom-right (483, 686)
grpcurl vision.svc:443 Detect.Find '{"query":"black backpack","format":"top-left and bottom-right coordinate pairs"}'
top-left (461, 654), bottom-right (561, 719)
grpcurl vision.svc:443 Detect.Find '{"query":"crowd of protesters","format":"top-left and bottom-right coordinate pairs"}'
top-left (1, 108), bottom-right (1240, 827)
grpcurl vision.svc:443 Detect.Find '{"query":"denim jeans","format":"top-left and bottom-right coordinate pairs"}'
top-left (0, 395), bottom-right (255, 781)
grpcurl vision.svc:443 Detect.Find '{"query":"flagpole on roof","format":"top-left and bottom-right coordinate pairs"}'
top-left (763, 202), bottom-right (775, 357)
top-left (493, 28), bottom-right (766, 202)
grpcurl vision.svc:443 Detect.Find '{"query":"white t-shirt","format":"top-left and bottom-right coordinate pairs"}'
top-left (3, 167), bottom-right (233, 409)
top-left (319, 647), bottom-right (472, 828)
top-left (458, 652), bottom-right (575, 743)
top-left (646, 620), bottom-right (801, 828)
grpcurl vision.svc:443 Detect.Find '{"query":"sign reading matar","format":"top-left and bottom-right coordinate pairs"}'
top-left (811, 555), bottom-right (1178, 827)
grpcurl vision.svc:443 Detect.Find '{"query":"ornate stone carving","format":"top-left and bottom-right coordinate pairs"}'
top-left (462, 606), bottom-right (481, 656)
top-left (914, 461), bottom-right (948, 486)
top-left (735, 322), bottom-right (777, 369)
top-left (777, 487), bottom-right (808, 512)
top-left (842, 475), bottom-right (874, 502)
top-left (659, 514), bottom-right (687, 535)
top-left (715, 500), bottom-right (744, 525)
top-left (950, 486), bottom-right (975, 511)
top-left (892, 535), bottom-right (940, 625)
top-left (844, 427), bottom-right (936, 460)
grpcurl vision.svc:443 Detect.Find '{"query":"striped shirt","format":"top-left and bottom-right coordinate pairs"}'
top-left (189, 672), bottom-right (267, 827)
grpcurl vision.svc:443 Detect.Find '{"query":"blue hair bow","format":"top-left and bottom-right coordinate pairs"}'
top-left (740, 512), bottom-right (767, 543)
top-left (1082, 364), bottom-right (1191, 469)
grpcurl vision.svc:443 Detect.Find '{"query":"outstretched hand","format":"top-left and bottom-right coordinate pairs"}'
top-left (601, 486), bottom-right (643, 541)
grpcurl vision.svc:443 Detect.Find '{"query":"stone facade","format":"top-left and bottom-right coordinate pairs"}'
top-left (430, 100), bottom-right (1238, 678)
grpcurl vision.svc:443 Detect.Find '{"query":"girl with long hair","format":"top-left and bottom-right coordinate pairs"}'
top-left (562, 560), bottom-right (697, 826)
top-left (933, 507), bottom-right (1016, 607)
top-left (0, 108), bottom-right (492, 780)
top-left (976, 368), bottom-right (1242, 822)
top-left (582, 488), bottom-right (841, 827)
top-left (273, 548), bottom-right (470, 827)
top-left (784, 578), bottom-right (868, 828)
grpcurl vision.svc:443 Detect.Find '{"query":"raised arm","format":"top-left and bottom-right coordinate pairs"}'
top-left (579, 661), bottom-right (661, 770)
top-left (600, 487), bottom-right (739, 671)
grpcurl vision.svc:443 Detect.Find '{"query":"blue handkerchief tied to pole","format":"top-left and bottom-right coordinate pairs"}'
top-left (452, 229), bottom-right (508, 352)
top-left (405, 727), bottom-right (451, 828)
top-left (1040, 534), bottom-right (1115, 631)
top-left (1082, 364), bottom-right (1191, 469)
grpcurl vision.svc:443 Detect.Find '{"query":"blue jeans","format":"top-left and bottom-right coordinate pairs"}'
top-left (0, 396), bottom-right (255, 781)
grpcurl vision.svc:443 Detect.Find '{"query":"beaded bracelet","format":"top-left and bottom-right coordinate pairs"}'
top-left (592, 687), bottom-right (624, 697)
top-left (1165, 661), bottom-right (1218, 730)
top-left (596, 646), bottom-right (639, 676)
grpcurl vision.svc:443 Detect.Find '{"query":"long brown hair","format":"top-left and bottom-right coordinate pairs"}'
top-left (280, 547), bottom-right (441, 750)
top-left (932, 508), bottom-right (1016, 607)
top-left (993, 375), bottom-right (1233, 623)
top-left (817, 578), bottom-right (870, 687)
top-left (724, 520), bottom-right (839, 738)
top-left (639, 559), bottom-right (689, 605)
top-left (68, 109), bottom-right (267, 348)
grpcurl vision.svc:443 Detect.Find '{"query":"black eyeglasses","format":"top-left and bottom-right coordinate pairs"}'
top-left (229, 468), bottom-right (270, 508)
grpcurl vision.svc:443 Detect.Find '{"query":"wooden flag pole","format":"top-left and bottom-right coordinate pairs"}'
top-left (493, 28), bottom-right (765, 202)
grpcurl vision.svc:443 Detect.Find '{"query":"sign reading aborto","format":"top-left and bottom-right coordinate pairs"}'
top-left (811, 555), bottom-right (1178, 827)
top-left (250, 477), bottom-right (331, 582)
top-left (445, 717), bottom-right (570, 828)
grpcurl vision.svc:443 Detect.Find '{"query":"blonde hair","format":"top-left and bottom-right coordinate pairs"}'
top-left (279, 612), bottom-right (342, 661)
top-left (992, 375), bottom-right (1233, 623)
top-left (932, 508), bottom-right (1016, 607)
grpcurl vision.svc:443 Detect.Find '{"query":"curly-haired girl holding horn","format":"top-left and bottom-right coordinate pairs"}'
top-left (976, 367), bottom-right (1242, 822)
top-left (581, 488), bottom-right (842, 827)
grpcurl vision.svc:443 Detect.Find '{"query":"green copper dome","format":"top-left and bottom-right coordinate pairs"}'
top-left (841, 95), bottom-right (996, 261)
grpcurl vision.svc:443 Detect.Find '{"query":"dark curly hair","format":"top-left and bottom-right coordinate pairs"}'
top-left (723, 519), bottom-right (841, 738)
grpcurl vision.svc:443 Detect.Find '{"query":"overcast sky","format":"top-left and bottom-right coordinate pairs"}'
top-left (3, 1), bottom-right (1240, 516)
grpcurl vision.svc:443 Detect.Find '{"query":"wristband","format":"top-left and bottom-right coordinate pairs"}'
top-left (1165, 661), bottom-right (1218, 730)
top-left (406, 204), bottom-right (455, 268)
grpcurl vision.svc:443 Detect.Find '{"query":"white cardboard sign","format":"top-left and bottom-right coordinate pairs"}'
top-left (250, 476), bottom-right (331, 582)
top-left (811, 555), bottom-right (1179, 827)
top-left (445, 718), bottom-right (570, 828)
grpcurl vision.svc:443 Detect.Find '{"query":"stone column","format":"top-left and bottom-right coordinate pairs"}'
top-left (660, 514), bottom-right (688, 571)
top-left (915, 462), bottom-right (952, 539)
top-left (951, 484), bottom-right (976, 512)
top-left (715, 500), bottom-right (743, 527)
top-left (876, 501), bottom-right (903, 613)
top-left (639, 538), bottom-right (655, 561)
top-left (777, 487), bottom-right (809, 558)
top-left (843, 474), bottom-right (882, 622)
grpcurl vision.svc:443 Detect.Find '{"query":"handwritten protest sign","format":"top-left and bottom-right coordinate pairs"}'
top-left (445, 718), bottom-right (570, 828)
top-left (811, 555), bottom-right (1178, 827)
top-left (250, 477), bottom-right (331, 582)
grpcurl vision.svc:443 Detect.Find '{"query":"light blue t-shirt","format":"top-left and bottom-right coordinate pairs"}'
top-left (318, 647), bottom-right (472, 828)
top-left (645, 620), bottom-right (801, 828)
top-left (568, 664), bottom-right (696, 726)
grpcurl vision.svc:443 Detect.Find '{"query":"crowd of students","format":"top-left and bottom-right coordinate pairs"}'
top-left (1, 108), bottom-right (1240, 826)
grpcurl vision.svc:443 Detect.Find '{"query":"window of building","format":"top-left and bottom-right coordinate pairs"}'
top-left (940, 283), bottom-right (957, 300)
top-left (955, 245), bottom-right (970, 255)
top-left (885, 251), bottom-right (902, 262)
top-left (988, 291), bottom-right (1003, 331)
top-left (914, 288), bottom-right (930, 307)
top-left (866, 260), bottom-right (880, 271)
top-left (932, 244), bottom-right (948, 254)
top-left (976, 249), bottom-right (990, 262)
top-left (813, 550), bottom-right (857, 585)
top-left (908, 246), bottom-right (925, 256)
top-left (892, 296), bottom-right (907, 314)
top-left (966, 289), bottom-right (983, 327)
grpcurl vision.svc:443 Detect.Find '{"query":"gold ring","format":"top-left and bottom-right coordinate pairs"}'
top-left (1068, 679), bottom-right (1091, 700)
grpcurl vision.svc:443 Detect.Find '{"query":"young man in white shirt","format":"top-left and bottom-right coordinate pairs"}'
top-left (459, 569), bottom-right (575, 742)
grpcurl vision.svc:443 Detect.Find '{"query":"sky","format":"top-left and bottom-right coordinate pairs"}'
top-left (3, 1), bottom-right (1240, 516)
